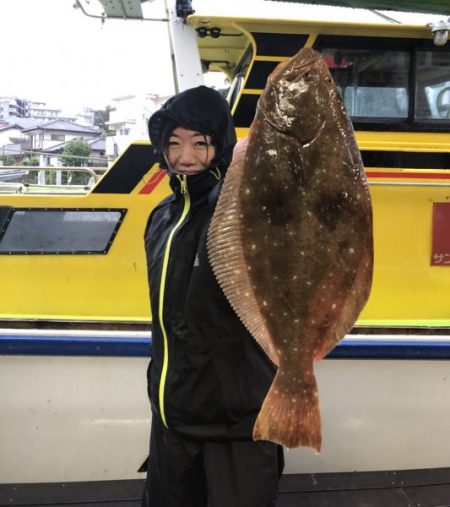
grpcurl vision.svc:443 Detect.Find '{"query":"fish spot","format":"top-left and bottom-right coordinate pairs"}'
top-left (331, 303), bottom-right (337, 309)
top-left (245, 188), bottom-right (251, 194)
top-left (348, 247), bottom-right (355, 254)
top-left (306, 280), bottom-right (312, 286)
top-left (251, 244), bottom-right (257, 250)
top-left (263, 300), bottom-right (268, 306)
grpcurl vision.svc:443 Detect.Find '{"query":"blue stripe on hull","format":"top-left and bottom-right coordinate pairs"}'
top-left (0, 335), bottom-right (152, 357)
top-left (1, 334), bottom-right (450, 359)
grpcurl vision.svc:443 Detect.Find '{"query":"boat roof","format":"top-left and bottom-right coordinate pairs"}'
top-left (266, 0), bottom-right (450, 16)
top-left (187, 12), bottom-right (437, 78)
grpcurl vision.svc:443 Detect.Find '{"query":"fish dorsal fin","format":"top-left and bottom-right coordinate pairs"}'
top-left (207, 138), bottom-right (279, 366)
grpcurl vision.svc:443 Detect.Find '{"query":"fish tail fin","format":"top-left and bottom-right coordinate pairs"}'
top-left (253, 370), bottom-right (322, 452)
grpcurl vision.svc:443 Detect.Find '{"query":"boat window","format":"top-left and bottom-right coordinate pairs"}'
top-left (321, 49), bottom-right (410, 119)
top-left (313, 35), bottom-right (450, 130)
top-left (415, 51), bottom-right (450, 120)
top-left (0, 208), bottom-right (126, 255)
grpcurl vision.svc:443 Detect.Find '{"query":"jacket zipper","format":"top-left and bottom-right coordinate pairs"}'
top-left (157, 174), bottom-right (190, 428)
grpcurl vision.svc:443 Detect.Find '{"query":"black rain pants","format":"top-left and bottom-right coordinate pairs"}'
top-left (142, 416), bottom-right (284, 507)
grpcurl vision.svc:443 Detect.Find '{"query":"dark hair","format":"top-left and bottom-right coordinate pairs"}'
top-left (148, 86), bottom-right (236, 170)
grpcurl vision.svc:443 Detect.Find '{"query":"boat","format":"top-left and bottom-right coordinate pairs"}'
top-left (1, 0), bottom-right (450, 501)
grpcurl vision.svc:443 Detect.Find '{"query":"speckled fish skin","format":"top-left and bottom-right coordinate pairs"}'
top-left (207, 47), bottom-right (373, 451)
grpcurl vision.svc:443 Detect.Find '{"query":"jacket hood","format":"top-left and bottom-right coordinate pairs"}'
top-left (148, 85), bottom-right (237, 171)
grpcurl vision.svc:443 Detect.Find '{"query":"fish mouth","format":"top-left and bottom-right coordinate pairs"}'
top-left (282, 52), bottom-right (321, 82)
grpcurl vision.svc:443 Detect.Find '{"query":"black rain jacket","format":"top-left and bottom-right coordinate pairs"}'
top-left (144, 87), bottom-right (276, 441)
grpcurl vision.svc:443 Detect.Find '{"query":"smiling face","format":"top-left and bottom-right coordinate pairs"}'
top-left (164, 127), bottom-right (216, 175)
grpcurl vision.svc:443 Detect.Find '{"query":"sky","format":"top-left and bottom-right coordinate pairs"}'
top-left (2, 0), bottom-right (444, 116)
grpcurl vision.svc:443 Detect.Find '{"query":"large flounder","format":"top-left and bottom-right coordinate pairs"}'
top-left (207, 47), bottom-right (373, 451)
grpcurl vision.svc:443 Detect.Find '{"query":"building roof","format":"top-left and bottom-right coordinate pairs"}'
top-left (0, 124), bottom-right (22, 132)
top-left (88, 137), bottom-right (106, 151)
top-left (22, 119), bottom-right (100, 134)
top-left (44, 136), bottom-right (105, 153)
top-left (11, 118), bottom-right (46, 130)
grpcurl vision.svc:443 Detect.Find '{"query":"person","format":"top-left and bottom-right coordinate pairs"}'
top-left (142, 85), bottom-right (284, 507)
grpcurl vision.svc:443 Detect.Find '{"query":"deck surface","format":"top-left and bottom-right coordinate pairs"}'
top-left (1, 468), bottom-right (450, 506)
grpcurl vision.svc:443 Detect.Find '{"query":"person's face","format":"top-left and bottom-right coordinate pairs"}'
top-left (165, 127), bottom-right (216, 176)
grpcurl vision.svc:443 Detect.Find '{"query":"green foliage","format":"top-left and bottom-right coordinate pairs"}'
top-left (94, 106), bottom-right (115, 136)
top-left (61, 138), bottom-right (91, 167)
top-left (0, 155), bottom-right (15, 166)
top-left (21, 156), bottom-right (40, 166)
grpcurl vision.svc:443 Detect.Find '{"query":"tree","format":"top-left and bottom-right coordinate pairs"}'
top-left (0, 155), bottom-right (15, 166)
top-left (61, 138), bottom-right (91, 167)
top-left (94, 106), bottom-right (115, 136)
top-left (22, 156), bottom-right (40, 166)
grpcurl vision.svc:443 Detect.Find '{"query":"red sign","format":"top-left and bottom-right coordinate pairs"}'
top-left (431, 202), bottom-right (450, 266)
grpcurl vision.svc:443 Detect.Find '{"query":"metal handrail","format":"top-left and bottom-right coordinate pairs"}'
top-left (20, 167), bottom-right (103, 183)
top-left (0, 166), bottom-right (107, 184)
top-left (0, 166), bottom-right (108, 193)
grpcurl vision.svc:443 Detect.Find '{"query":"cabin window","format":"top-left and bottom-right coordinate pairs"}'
top-left (415, 51), bottom-right (450, 120)
top-left (51, 133), bottom-right (65, 142)
top-left (0, 208), bottom-right (126, 255)
top-left (312, 35), bottom-right (450, 130)
top-left (321, 48), bottom-right (410, 119)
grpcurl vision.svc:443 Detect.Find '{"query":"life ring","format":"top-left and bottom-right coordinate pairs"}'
top-left (436, 86), bottom-right (450, 118)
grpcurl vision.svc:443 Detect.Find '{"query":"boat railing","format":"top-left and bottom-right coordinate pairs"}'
top-left (0, 166), bottom-right (108, 194)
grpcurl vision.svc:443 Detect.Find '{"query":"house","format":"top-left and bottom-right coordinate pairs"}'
top-left (0, 124), bottom-right (28, 149)
top-left (106, 93), bottom-right (172, 159)
top-left (22, 119), bottom-right (103, 166)
top-left (44, 136), bottom-right (107, 167)
top-left (0, 124), bottom-right (31, 164)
